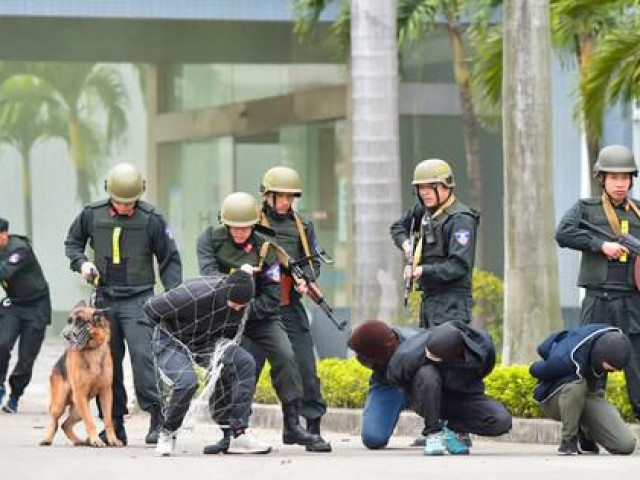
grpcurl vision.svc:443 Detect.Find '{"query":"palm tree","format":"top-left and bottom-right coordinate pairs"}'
top-left (472, 1), bottom-right (632, 194)
top-left (502, 0), bottom-right (562, 364)
top-left (295, 0), bottom-right (503, 269)
top-left (350, 0), bottom-right (403, 323)
top-left (3, 62), bottom-right (129, 204)
top-left (0, 76), bottom-right (60, 238)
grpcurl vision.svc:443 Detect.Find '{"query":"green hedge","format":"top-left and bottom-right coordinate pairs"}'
top-left (255, 360), bottom-right (634, 422)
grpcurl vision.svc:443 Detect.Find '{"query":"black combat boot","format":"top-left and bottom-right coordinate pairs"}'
top-left (281, 402), bottom-right (321, 446)
top-left (305, 418), bottom-right (332, 452)
top-left (203, 428), bottom-right (232, 454)
top-left (145, 405), bottom-right (164, 445)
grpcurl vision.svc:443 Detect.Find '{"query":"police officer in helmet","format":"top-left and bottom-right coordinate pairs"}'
top-left (258, 166), bottom-right (332, 452)
top-left (65, 162), bottom-right (182, 445)
top-left (556, 144), bottom-right (640, 420)
top-left (196, 192), bottom-right (323, 453)
top-left (390, 159), bottom-right (480, 329)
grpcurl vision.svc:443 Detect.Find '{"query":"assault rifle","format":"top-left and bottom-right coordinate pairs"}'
top-left (254, 223), bottom-right (348, 330)
top-left (403, 217), bottom-right (416, 308)
top-left (287, 252), bottom-right (349, 331)
top-left (579, 219), bottom-right (640, 255)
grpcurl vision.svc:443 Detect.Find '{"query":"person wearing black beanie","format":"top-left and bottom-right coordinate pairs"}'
top-left (144, 266), bottom-right (271, 456)
top-left (530, 324), bottom-right (636, 455)
top-left (350, 319), bottom-right (511, 455)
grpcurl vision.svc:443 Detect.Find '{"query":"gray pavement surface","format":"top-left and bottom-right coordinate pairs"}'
top-left (1, 338), bottom-right (639, 480)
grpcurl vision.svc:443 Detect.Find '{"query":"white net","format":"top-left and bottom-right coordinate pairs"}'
top-left (145, 274), bottom-right (253, 436)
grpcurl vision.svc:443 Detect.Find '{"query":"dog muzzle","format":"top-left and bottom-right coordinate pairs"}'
top-left (61, 322), bottom-right (92, 350)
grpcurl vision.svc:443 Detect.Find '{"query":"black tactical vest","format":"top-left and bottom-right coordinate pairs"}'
top-left (419, 200), bottom-right (479, 291)
top-left (210, 226), bottom-right (265, 272)
top-left (577, 198), bottom-right (640, 290)
top-left (0, 235), bottom-right (48, 301)
top-left (264, 212), bottom-right (306, 262)
top-left (90, 200), bottom-right (155, 287)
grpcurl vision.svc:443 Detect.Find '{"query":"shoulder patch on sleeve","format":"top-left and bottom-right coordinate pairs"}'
top-left (8, 252), bottom-right (22, 264)
top-left (264, 263), bottom-right (281, 283)
top-left (453, 229), bottom-right (472, 246)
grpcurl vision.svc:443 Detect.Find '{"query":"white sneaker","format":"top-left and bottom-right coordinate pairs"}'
top-left (424, 431), bottom-right (445, 456)
top-left (155, 431), bottom-right (176, 457)
top-left (227, 431), bottom-right (272, 454)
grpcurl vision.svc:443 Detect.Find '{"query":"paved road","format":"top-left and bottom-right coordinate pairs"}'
top-left (1, 339), bottom-right (639, 479)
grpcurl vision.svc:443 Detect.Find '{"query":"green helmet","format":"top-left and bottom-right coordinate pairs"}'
top-left (220, 192), bottom-right (260, 227)
top-left (593, 145), bottom-right (638, 177)
top-left (412, 159), bottom-right (455, 187)
top-left (260, 166), bottom-right (302, 196)
top-left (105, 163), bottom-right (145, 202)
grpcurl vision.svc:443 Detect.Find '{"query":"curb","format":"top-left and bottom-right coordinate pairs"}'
top-left (249, 403), bottom-right (640, 445)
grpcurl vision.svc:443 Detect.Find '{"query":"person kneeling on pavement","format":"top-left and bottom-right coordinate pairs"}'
top-left (144, 265), bottom-right (271, 456)
top-left (349, 319), bottom-right (512, 455)
top-left (530, 324), bottom-right (636, 455)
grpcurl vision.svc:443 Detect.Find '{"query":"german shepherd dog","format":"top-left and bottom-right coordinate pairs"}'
top-left (40, 301), bottom-right (122, 447)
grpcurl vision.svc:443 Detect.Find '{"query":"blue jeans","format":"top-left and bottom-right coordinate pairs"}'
top-left (361, 383), bottom-right (410, 449)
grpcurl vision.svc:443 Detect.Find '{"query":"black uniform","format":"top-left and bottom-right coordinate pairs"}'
top-left (0, 234), bottom-right (51, 403)
top-left (196, 225), bottom-right (303, 404)
top-left (556, 196), bottom-right (640, 418)
top-left (65, 199), bottom-right (182, 421)
top-left (390, 197), bottom-right (479, 328)
top-left (259, 206), bottom-right (327, 422)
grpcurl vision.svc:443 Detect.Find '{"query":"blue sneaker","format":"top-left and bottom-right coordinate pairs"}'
top-left (424, 431), bottom-right (445, 456)
top-left (444, 427), bottom-right (470, 455)
top-left (2, 395), bottom-right (18, 413)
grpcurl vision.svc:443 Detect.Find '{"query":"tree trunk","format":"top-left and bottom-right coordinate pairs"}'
top-left (446, 19), bottom-right (486, 273)
top-left (502, 0), bottom-right (562, 364)
top-left (350, 0), bottom-right (402, 324)
top-left (20, 146), bottom-right (33, 239)
top-left (577, 32), bottom-right (600, 196)
top-left (69, 119), bottom-right (91, 204)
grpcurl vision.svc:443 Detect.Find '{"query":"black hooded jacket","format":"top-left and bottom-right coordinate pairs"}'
top-left (143, 274), bottom-right (246, 356)
top-left (386, 321), bottom-right (496, 395)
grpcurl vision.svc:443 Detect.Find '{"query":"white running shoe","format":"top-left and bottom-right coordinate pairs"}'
top-left (227, 431), bottom-right (272, 454)
top-left (155, 431), bottom-right (176, 457)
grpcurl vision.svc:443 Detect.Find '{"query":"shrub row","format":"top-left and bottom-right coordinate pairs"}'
top-left (255, 360), bottom-right (634, 421)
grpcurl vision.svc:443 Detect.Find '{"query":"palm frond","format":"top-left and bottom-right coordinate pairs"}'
top-left (583, 20), bottom-right (640, 138)
top-left (397, 0), bottom-right (439, 48)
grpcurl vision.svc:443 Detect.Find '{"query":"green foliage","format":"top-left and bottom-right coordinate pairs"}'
top-left (472, 268), bottom-right (504, 349)
top-left (395, 268), bottom-right (504, 349)
top-left (606, 371), bottom-right (634, 422)
top-left (484, 365), bottom-right (541, 418)
top-left (254, 358), bottom-right (633, 422)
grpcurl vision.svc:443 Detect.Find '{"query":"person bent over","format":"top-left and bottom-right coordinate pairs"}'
top-left (145, 267), bottom-right (270, 456)
top-left (530, 324), bottom-right (636, 455)
top-left (349, 320), bottom-right (511, 455)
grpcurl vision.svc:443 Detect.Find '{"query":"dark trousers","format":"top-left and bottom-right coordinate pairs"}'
top-left (419, 291), bottom-right (473, 328)
top-left (96, 291), bottom-right (160, 419)
top-left (582, 290), bottom-right (640, 418)
top-left (540, 380), bottom-right (636, 454)
top-left (0, 296), bottom-right (49, 398)
top-left (152, 330), bottom-right (255, 433)
top-left (241, 319), bottom-right (302, 404)
top-left (253, 302), bottom-right (326, 420)
top-left (412, 364), bottom-right (512, 436)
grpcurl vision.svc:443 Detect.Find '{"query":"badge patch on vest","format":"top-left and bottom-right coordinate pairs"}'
top-left (265, 263), bottom-right (281, 283)
top-left (454, 229), bottom-right (471, 246)
top-left (8, 253), bottom-right (21, 264)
